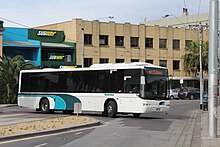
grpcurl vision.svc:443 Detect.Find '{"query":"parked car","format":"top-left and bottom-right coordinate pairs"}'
top-left (178, 87), bottom-right (200, 100)
top-left (169, 89), bottom-right (179, 99)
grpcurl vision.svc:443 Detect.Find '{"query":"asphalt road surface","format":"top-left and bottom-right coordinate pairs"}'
top-left (0, 100), bottom-right (199, 147)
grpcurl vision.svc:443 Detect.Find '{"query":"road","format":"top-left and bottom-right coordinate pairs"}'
top-left (0, 100), bottom-right (199, 147)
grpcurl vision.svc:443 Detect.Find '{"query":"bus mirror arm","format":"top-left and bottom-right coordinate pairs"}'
top-left (139, 83), bottom-right (145, 98)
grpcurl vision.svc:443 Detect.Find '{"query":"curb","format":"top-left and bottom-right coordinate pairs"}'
top-left (0, 119), bottom-right (101, 142)
top-left (0, 104), bottom-right (18, 108)
top-left (175, 110), bottom-right (198, 147)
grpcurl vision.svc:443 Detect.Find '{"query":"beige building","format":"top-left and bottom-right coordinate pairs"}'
top-left (36, 18), bottom-right (208, 78)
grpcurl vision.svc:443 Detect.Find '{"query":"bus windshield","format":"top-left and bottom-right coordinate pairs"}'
top-left (144, 68), bottom-right (168, 100)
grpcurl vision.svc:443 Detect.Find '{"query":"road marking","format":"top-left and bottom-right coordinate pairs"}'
top-left (34, 143), bottom-right (48, 147)
top-left (75, 132), bottom-right (82, 135)
top-left (0, 113), bottom-right (27, 118)
top-left (0, 124), bottom-right (104, 145)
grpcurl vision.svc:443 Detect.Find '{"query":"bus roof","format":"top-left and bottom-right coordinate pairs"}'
top-left (90, 62), bottom-right (161, 68)
top-left (20, 62), bottom-right (167, 73)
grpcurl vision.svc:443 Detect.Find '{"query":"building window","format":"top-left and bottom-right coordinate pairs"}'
top-left (173, 60), bottom-right (180, 70)
top-left (100, 58), bottom-right (109, 63)
top-left (65, 55), bottom-right (72, 62)
top-left (159, 60), bottom-right (167, 67)
top-left (145, 38), bottom-right (153, 48)
top-left (84, 34), bottom-right (92, 45)
top-left (159, 39), bottom-right (167, 48)
top-left (99, 35), bottom-right (108, 46)
top-left (84, 58), bottom-right (93, 67)
top-left (130, 37), bottom-right (139, 48)
top-left (115, 36), bottom-right (124, 47)
top-left (115, 59), bottom-right (124, 63)
top-left (185, 40), bottom-right (192, 48)
top-left (146, 59), bottom-right (153, 64)
top-left (173, 39), bottom-right (180, 49)
top-left (131, 59), bottom-right (139, 62)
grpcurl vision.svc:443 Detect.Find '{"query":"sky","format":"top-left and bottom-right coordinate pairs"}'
top-left (1, 0), bottom-right (210, 28)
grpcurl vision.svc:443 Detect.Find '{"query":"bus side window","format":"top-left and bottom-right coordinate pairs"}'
top-left (132, 85), bottom-right (139, 93)
top-left (126, 85), bottom-right (132, 93)
top-left (110, 70), bottom-right (124, 93)
top-left (125, 84), bottom-right (139, 93)
top-left (124, 69), bottom-right (140, 93)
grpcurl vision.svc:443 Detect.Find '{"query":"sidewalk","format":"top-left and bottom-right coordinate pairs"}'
top-left (201, 106), bottom-right (220, 147)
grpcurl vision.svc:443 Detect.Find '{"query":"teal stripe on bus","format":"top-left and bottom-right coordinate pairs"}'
top-left (55, 94), bottom-right (81, 110)
top-left (18, 93), bottom-right (81, 110)
top-left (51, 95), bottom-right (66, 110)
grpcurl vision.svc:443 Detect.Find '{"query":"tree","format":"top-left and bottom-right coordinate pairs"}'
top-left (182, 41), bottom-right (208, 76)
top-left (0, 55), bottom-right (36, 104)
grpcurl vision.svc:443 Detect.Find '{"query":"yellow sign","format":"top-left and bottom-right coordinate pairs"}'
top-left (37, 31), bottom-right (56, 37)
top-left (60, 66), bottom-right (77, 68)
top-left (49, 55), bottom-right (64, 60)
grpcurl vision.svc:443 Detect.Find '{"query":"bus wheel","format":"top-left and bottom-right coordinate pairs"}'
top-left (133, 113), bottom-right (141, 118)
top-left (40, 98), bottom-right (50, 113)
top-left (190, 95), bottom-right (194, 100)
top-left (107, 101), bottom-right (117, 118)
top-left (170, 96), bottom-right (174, 100)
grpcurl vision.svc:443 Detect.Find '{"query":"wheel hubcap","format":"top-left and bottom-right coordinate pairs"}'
top-left (107, 105), bottom-right (113, 114)
top-left (42, 103), bottom-right (48, 111)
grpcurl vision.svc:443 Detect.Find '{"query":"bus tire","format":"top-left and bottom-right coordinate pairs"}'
top-left (170, 96), bottom-right (174, 100)
top-left (107, 101), bottom-right (117, 118)
top-left (133, 113), bottom-right (141, 118)
top-left (190, 95), bottom-right (194, 100)
top-left (40, 98), bottom-right (50, 113)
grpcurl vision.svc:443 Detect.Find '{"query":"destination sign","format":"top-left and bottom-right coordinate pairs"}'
top-left (145, 69), bottom-right (168, 76)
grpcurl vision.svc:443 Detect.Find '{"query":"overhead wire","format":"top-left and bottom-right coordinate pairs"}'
top-left (196, 0), bottom-right (202, 25)
top-left (183, 0), bottom-right (189, 26)
top-left (0, 16), bottom-right (29, 28)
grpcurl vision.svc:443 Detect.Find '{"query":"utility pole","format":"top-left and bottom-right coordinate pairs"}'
top-left (208, 0), bottom-right (219, 138)
top-left (199, 23), bottom-right (204, 110)
top-left (82, 21), bottom-right (84, 68)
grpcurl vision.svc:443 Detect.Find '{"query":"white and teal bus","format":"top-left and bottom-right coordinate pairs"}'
top-left (18, 62), bottom-right (170, 118)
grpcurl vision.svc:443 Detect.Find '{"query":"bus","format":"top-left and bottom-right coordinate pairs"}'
top-left (18, 62), bottom-right (170, 118)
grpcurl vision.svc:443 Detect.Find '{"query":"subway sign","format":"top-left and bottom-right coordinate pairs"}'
top-left (48, 53), bottom-right (65, 61)
top-left (28, 29), bottom-right (65, 43)
top-left (37, 31), bottom-right (56, 37)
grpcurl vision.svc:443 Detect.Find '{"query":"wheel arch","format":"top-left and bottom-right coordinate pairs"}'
top-left (39, 96), bottom-right (55, 110)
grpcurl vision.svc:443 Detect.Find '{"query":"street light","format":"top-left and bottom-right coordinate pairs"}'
top-left (199, 23), bottom-right (204, 110)
top-left (81, 16), bottom-right (114, 68)
top-left (95, 16), bottom-right (114, 21)
top-left (162, 14), bottom-right (186, 27)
